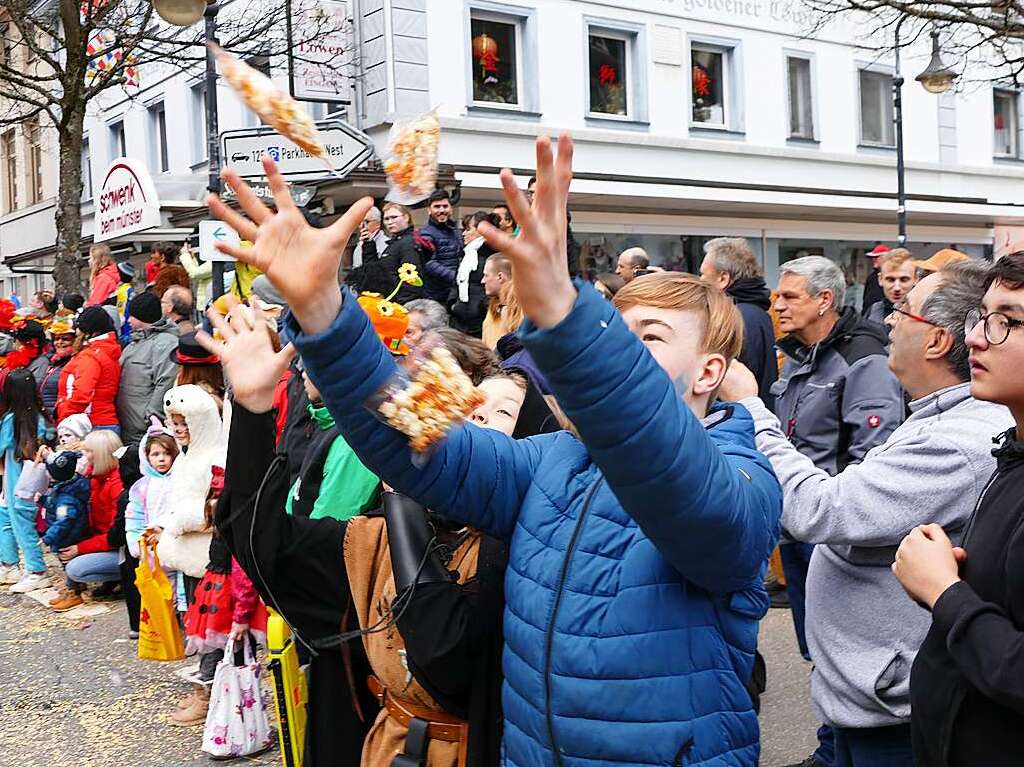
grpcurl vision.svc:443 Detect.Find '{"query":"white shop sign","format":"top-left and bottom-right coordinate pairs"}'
top-left (94, 158), bottom-right (161, 243)
top-left (290, 0), bottom-right (353, 102)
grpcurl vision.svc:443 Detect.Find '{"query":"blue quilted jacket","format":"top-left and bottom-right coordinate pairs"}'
top-left (292, 283), bottom-right (782, 766)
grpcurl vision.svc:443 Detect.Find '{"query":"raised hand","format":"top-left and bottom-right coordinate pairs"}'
top-left (476, 135), bottom-right (577, 329)
top-left (206, 157), bottom-right (373, 334)
top-left (196, 296), bottom-right (296, 414)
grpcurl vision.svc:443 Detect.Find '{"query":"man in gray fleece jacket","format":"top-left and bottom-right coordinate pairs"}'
top-left (722, 259), bottom-right (1012, 766)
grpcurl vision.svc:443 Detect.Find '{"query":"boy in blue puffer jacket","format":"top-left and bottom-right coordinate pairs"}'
top-left (41, 451), bottom-right (91, 553)
top-left (204, 137), bottom-right (783, 767)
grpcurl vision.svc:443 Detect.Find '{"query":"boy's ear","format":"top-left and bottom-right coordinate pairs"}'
top-left (692, 354), bottom-right (729, 397)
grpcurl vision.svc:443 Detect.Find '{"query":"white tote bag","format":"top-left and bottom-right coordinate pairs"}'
top-left (201, 636), bottom-right (276, 758)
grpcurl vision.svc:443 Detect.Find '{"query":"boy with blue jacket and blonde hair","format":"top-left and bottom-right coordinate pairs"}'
top-left (203, 135), bottom-right (782, 766)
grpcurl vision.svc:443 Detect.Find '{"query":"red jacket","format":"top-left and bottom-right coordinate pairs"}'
top-left (145, 259), bottom-right (160, 285)
top-left (87, 263), bottom-right (120, 306)
top-left (56, 333), bottom-right (122, 426)
top-left (77, 468), bottom-right (124, 554)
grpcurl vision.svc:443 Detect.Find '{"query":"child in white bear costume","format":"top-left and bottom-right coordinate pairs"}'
top-left (156, 384), bottom-right (225, 580)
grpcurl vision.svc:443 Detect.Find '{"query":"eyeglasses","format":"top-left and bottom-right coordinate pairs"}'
top-left (891, 303), bottom-right (939, 327)
top-left (965, 309), bottom-right (1024, 345)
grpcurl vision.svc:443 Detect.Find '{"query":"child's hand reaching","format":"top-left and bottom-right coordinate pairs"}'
top-left (197, 296), bottom-right (296, 414)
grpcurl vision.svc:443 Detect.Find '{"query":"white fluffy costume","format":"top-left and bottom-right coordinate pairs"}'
top-left (157, 384), bottom-right (225, 578)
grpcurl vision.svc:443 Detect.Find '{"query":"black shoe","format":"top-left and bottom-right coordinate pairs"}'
top-left (90, 581), bottom-right (122, 600)
top-left (770, 588), bottom-right (791, 609)
top-left (783, 757), bottom-right (825, 767)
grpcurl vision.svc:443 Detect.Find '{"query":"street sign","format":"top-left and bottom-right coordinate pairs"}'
top-left (224, 181), bottom-right (316, 208)
top-left (289, 0), bottom-right (353, 104)
top-left (221, 120), bottom-right (373, 181)
top-left (94, 158), bottom-right (161, 243)
top-left (199, 220), bottom-right (241, 263)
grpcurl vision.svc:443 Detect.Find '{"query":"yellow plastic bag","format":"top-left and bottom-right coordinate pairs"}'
top-left (135, 539), bottom-right (185, 661)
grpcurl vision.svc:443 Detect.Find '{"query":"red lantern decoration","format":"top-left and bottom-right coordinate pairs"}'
top-left (472, 33), bottom-right (499, 62)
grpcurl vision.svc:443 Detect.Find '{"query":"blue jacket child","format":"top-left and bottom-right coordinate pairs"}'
top-left (41, 451), bottom-right (91, 553)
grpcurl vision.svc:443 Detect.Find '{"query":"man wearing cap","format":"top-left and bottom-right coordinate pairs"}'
top-left (913, 248), bottom-right (970, 276)
top-left (117, 292), bottom-right (180, 444)
top-left (861, 244), bottom-right (889, 316)
top-left (57, 307), bottom-right (122, 431)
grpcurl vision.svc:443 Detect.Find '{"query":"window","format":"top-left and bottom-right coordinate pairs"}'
top-left (149, 101), bottom-right (169, 173)
top-left (994, 90), bottom-right (1019, 158)
top-left (108, 120), bottom-right (126, 159)
top-left (469, 14), bottom-right (520, 107)
top-left (24, 117), bottom-right (43, 205)
top-left (81, 139), bottom-right (92, 201)
top-left (1, 130), bottom-right (16, 213)
top-left (191, 82), bottom-right (208, 163)
top-left (588, 32), bottom-right (629, 117)
top-left (859, 69), bottom-right (895, 146)
top-left (787, 56), bottom-right (814, 139)
top-left (244, 57), bottom-right (271, 126)
top-left (0, 24), bottom-right (11, 66)
top-left (691, 46), bottom-right (726, 126)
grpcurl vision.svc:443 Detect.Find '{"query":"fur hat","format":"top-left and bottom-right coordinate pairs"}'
top-left (57, 413), bottom-right (93, 442)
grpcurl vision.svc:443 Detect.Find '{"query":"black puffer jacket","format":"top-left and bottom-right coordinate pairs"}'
top-left (726, 277), bottom-right (778, 407)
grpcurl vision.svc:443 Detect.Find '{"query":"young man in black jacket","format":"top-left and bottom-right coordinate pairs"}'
top-left (893, 251), bottom-right (1024, 766)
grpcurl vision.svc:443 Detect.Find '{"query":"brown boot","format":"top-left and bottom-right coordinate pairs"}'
top-left (48, 588), bottom-right (69, 606)
top-left (170, 684), bottom-right (209, 726)
top-left (176, 688), bottom-right (198, 710)
top-left (51, 592), bottom-right (84, 612)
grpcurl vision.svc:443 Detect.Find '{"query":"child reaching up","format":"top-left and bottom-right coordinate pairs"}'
top-left (40, 451), bottom-right (91, 554)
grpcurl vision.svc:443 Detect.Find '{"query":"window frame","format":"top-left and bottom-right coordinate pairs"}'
top-left (464, 2), bottom-right (539, 116)
top-left (108, 119), bottom-right (126, 160)
top-left (190, 81), bottom-right (209, 165)
top-left (148, 100), bottom-right (170, 173)
top-left (583, 16), bottom-right (647, 126)
top-left (993, 88), bottom-right (1021, 159)
top-left (1, 129), bottom-right (17, 214)
top-left (687, 34), bottom-right (743, 134)
top-left (243, 56), bottom-right (271, 127)
top-left (24, 117), bottom-right (43, 205)
top-left (81, 138), bottom-right (92, 202)
top-left (857, 66), bottom-right (896, 149)
top-left (468, 10), bottom-right (525, 110)
top-left (785, 52), bottom-right (817, 142)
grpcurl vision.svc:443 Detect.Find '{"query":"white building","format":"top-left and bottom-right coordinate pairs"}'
top-left (4, 0), bottom-right (1024, 304)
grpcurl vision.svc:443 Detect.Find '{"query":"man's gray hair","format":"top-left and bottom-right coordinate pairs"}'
top-left (365, 206), bottom-right (382, 223)
top-left (919, 258), bottom-right (989, 382)
top-left (404, 298), bottom-right (448, 331)
top-left (703, 237), bottom-right (762, 280)
top-left (780, 256), bottom-right (846, 311)
top-left (162, 285), bottom-right (193, 317)
top-left (619, 247), bottom-right (649, 270)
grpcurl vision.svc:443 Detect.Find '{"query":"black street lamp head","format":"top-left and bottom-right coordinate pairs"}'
top-left (153, 0), bottom-right (207, 26)
top-left (916, 30), bottom-right (958, 95)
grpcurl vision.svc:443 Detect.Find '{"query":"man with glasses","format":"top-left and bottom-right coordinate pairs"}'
top-left (723, 258), bottom-right (1011, 767)
top-left (892, 252), bottom-right (1024, 767)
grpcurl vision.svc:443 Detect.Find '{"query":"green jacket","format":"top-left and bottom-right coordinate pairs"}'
top-left (285, 403), bottom-right (379, 521)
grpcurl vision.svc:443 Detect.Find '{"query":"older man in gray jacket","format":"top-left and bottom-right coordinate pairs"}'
top-left (722, 259), bottom-right (1011, 767)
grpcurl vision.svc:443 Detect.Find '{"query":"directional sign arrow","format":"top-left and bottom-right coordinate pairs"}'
top-left (212, 227), bottom-right (227, 241)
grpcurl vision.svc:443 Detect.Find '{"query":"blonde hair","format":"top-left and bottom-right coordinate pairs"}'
top-left (381, 202), bottom-right (413, 229)
top-left (613, 272), bottom-right (744, 361)
top-left (88, 244), bottom-right (113, 284)
top-left (493, 281), bottom-right (523, 337)
top-left (82, 429), bottom-right (123, 477)
top-left (880, 248), bottom-right (914, 270)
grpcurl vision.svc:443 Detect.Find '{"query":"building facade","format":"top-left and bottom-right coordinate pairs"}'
top-left (3, 0), bottom-right (1024, 307)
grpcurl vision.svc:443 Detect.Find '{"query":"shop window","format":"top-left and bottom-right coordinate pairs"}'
top-left (470, 14), bottom-right (521, 107)
top-left (787, 56), bottom-right (814, 139)
top-left (859, 69), bottom-right (895, 146)
top-left (994, 89), bottom-right (1020, 158)
top-left (588, 32), bottom-right (629, 117)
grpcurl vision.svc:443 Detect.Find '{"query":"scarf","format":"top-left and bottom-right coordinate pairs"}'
top-left (457, 237), bottom-right (485, 303)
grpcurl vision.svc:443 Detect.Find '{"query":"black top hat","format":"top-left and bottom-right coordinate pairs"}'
top-left (13, 320), bottom-right (46, 344)
top-left (170, 331), bottom-right (220, 366)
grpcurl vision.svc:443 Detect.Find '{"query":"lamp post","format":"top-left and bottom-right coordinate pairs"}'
top-left (153, 0), bottom-right (226, 298)
top-left (893, 23), bottom-right (958, 246)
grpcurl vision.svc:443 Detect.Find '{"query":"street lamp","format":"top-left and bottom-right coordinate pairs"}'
top-left (153, 0), bottom-right (226, 298)
top-left (893, 22), bottom-right (958, 246)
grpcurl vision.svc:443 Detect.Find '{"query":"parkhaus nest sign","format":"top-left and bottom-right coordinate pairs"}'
top-left (94, 158), bottom-right (161, 243)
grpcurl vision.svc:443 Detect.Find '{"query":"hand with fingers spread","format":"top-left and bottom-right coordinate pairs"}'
top-left (196, 296), bottom-right (296, 414)
top-left (477, 135), bottom-right (578, 329)
top-left (206, 156), bottom-right (373, 335)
